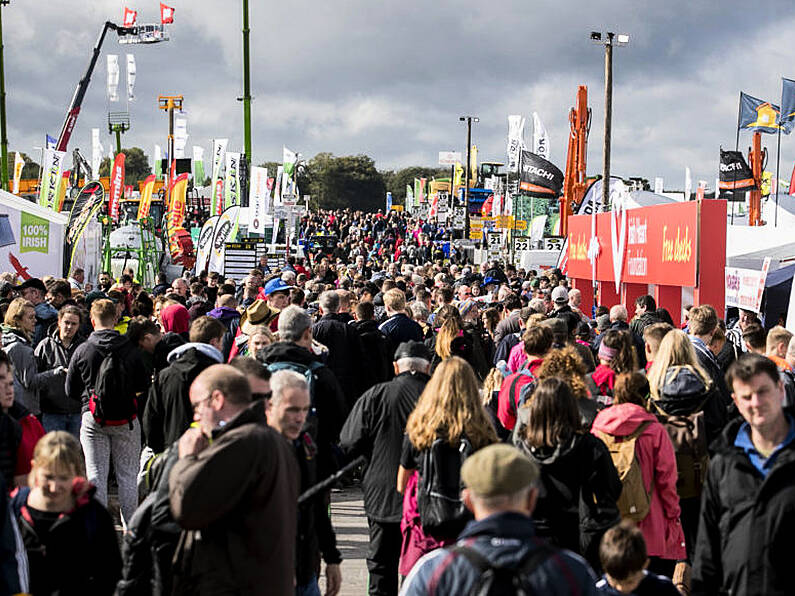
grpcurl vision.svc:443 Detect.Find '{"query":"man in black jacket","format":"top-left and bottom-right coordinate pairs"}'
top-left (339, 341), bottom-right (431, 596)
top-left (258, 305), bottom-right (348, 479)
top-left (693, 353), bottom-right (795, 596)
top-left (65, 299), bottom-right (148, 527)
top-left (350, 301), bottom-right (392, 384)
top-left (34, 304), bottom-right (85, 436)
top-left (143, 316), bottom-right (226, 453)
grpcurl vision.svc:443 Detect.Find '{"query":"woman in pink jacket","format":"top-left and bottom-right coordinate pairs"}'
top-left (591, 371), bottom-right (686, 578)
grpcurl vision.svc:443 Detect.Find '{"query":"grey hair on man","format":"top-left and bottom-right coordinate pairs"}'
top-left (610, 304), bottom-right (628, 322)
top-left (410, 301), bottom-right (429, 323)
top-left (319, 290), bottom-right (340, 315)
top-left (269, 369), bottom-right (308, 406)
top-left (393, 341), bottom-right (431, 375)
top-left (278, 305), bottom-right (313, 342)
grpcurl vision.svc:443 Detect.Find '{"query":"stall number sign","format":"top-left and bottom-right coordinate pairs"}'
top-left (544, 237), bottom-right (564, 251)
top-left (487, 232), bottom-right (501, 247)
top-left (20, 213), bottom-right (49, 254)
top-left (513, 236), bottom-right (531, 252)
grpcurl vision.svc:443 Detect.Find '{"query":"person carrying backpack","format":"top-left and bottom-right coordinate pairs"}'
top-left (66, 299), bottom-right (148, 527)
top-left (586, 329), bottom-right (638, 407)
top-left (591, 372), bottom-right (686, 580)
top-left (400, 444), bottom-right (599, 596)
top-left (646, 329), bottom-right (722, 563)
top-left (396, 357), bottom-right (497, 578)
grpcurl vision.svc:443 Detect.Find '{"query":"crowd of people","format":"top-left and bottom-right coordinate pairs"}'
top-left (0, 207), bottom-right (792, 595)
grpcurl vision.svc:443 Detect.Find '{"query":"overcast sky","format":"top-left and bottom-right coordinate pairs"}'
top-left (5, 0), bottom-right (795, 190)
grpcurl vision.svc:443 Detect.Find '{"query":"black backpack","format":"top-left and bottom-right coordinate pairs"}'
top-left (89, 343), bottom-right (138, 428)
top-left (418, 437), bottom-right (473, 535)
top-left (446, 542), bottom-right (556, 596)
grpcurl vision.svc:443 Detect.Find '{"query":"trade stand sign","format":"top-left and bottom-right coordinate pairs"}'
top-left (725, 257), bottom-right (771, 313)
top-left (567, 201), bottom-right (699, 286)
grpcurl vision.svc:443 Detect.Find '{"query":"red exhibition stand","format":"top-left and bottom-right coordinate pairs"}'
top-left (566, 200), bottom-right (727, 325)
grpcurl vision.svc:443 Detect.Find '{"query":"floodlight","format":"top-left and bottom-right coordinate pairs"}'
top-left (616, 33), bottom-right (630, 45)
top-left (590, 31), bottom-right (602, 43)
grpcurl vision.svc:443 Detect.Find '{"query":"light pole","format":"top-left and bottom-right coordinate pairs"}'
top-left (0, 1), bottom-right (10, 191)
top-left (591, 31), bottom-right (629, 212)
top-left (459, 115), bottom-right (478, 240)
top-left (238, 0), bottom-right (252, 189)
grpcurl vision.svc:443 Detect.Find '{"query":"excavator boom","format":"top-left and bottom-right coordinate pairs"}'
top-left (560, 86), bottom-right (590, 236)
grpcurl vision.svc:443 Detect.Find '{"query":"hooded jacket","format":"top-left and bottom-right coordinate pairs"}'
top-left (401, 512), bottom-right (599, 596)
top-left (2, 325), bottom-right (47, 415)
top-left (349, 319), bottom-right (393, 384)
top-left (32, 301), bottom-right (58, 347)
top-left (207, 306), bottom-right (241, 360)
top-left (513, 420), bottom-right (621, 569)
top-left (258, 341), bottom-right (348, 477)
top-left (591, 403), bottom-right (686, 560)
top-left (34, 325), bottom-right (85, 415)
top-left (693, 416), bottom-right (795, 596)
top-left (11, 480), bottom-right (122, 595)
top-left (143, 343), bottom-right (224, 453)
top-left (65, 328), bottom-right (148, 414)
top-left (168, 401), bottom-right (299, 596)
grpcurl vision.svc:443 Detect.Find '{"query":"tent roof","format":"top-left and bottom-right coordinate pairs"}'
top-left (0, 189), bottom-right (68, 224)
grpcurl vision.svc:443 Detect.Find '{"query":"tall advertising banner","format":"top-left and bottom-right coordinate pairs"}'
top-left (56, 170), bottom-right (70, 212)
top-left (193, 146), bottom-right (205, 183)
top-left (207, 205), bottom-right (239, 274)
top-left (12, 152), bottom-right (24, 194)
top-left (107, 152), bottom-right (126, 223)
top-left (507, 115), bottom-right (526, 173)
top-left (194, 215), bottom-right (218, 274)
top-left (532, 112), bottom-right (550, 161)
top-left (154, 144), bottom-right (162, 179)
top-left (137, 175), bottom-right (156, 219)
top-left (167, 173), bottom-right (189, 260)
top-left (38, 149), bottom-right (66, 211)
top-left (224, 151), bottom-right (240, 208)
top-left (91, 129), bottom-right (103, 179)
top-left (66, 181), bottom-right (104, 274)
top-left (107, 55), bottom-right (119, 102)
top-left (210, 138), bottom-right (228, 216)
top-left (249, 166), bottom-right (268, 234)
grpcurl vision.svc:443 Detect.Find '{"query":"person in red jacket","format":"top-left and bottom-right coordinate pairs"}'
top-left (591, 372), bottom-right (686, 578)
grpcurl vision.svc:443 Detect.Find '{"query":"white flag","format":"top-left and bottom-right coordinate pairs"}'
top-left (532, 112), bottom-right (550, 161)
top-left (12, 152), bottom-right (24, 194)
top-left (685, 167), bottom-right (692, 201)
top-left (249, 166), bottom-right (269, 234)
top-left (126, 54), bottom-right (136, 101)
top-left (91, 128), bottom-right (103, 179)
top-left (654, 177), bottom-right (664, 195)
top-left (210, 139), bottom-right (228, 216)
top-left (174, 118), bottom-right (188, 158)
top-left (507, 115), bottom-right (526, 173)
top-left (107, 55), bottom-right (119, 102)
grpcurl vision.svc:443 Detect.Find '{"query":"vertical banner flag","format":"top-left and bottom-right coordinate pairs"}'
top-left (38, 149), bottom-right (66, 210)
top-left (108, 152), bottom-right (126, 223)
top-left (507, 115), bottom-right (526, 173)
top-left (518, 150), bottom-right (564, 197)
top-left (249, 166), bottom-right (268, 234)
top-left (282, 146), bottom-right (297, 199)
top-left (739, 92), bottom-right (780, 134)
top-left (56, 170), bottom-right (70, 212)
top-left (154, 144), bottom-right (162, 179)
top-left (386, 192), bottom-right (393, 211)
top-left (210, 138), bottom-right (228, 215)
top-left (654, 177), bottom-right (664, 195)
top-left (192, 146), bottom-right (205, 183)
top-left (12, 152), bottom-right (24, 194)
top-left (91, 128), bottom-right (103, 179)
top-left (166, 173), bottom-right (190, 264)
top-left (684, 167), bottom-right (692, 201)
top-left (779, 78), bottom-right (795, 135)
top-left (719, 149), bottom-right (757, 192)
top-left (419, 178), bottom-right (427, 203)
top-left (174, 118), bottom-right (188, 158)
top-left (107, 55), bottom-right (119, 102)
top-left (160, 2), bottom-right (175, 24)
top-left (207, 205), bottom-right (240, 273)
top-left (126, 54), bottom-right (136, 102)
top-left (123, 7), bottom-right (137, 26)
top-left (532, 112), bottom-right (550, 161)
top-left (137, 175), bottom-right (156, 219)
top-left (224, 152), bottom-right (240, 208)
top-left (66, 181), bottom-right (105, 275)
top-left (406, 185), bottom-right (414, 212)
top-left (454, 162), bottom-right (464, 187)
top-left (194, 216), bottom-right (219, 275)
top-left (470, 145), bottom-right (478, 181)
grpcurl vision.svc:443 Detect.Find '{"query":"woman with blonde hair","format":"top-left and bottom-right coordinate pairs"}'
top-left (2, 298), bottom-right (47, 415)
top-left (645, 328), bottom-right (726, 561)
top-left (397, 357), bottom-right (497, 576)
top-left (11, 431), bottom-right (121, 594)
top-left (427, 305), bottom-right (488, 380)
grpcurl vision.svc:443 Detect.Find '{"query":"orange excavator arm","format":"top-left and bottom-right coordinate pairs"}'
top-left (560, 86), bottom-right (591, 236)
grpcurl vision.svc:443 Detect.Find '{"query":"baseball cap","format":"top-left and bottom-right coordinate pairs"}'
top-left (262, 277), bottom-right (296, 297)
top-left (551, 286), bottom-right (569, 305)
top-left (15, 278), bottom-right (46, 294)
top-left (461, 444), bottom-right (539, 497)
top-left (85, 290), bottom-right (109, 306)
top-left (394, 340), bottom-right (431, 362)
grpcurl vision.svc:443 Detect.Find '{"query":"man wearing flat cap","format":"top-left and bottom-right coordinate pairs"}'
top-left (340, 340), bottom-right (432, 596)
top-left (401, 444), bottom-right (599, 595)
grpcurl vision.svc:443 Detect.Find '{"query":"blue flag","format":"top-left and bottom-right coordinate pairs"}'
top-left (45, 134), bottom-right (57, 149)
top-left (779, 78), bottom-right (795, 135)
top-left (739, 92), bottom-right (780, 134)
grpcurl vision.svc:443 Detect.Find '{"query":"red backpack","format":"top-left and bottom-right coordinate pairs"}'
top-left (496, 368), bottom-right (538, 431)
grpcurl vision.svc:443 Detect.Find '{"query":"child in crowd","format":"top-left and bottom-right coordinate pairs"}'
top-left (596, 521), bottom-right (683, 595)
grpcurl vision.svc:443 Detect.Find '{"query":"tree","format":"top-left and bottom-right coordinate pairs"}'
top-left (6, 151), bottom-right (41, 181)
top-left (381, 166), bottom-right (448, 204)
top-left (98, 146), bottom-right (151, 186)
top-left (302, 153), bottom-right (386, 211)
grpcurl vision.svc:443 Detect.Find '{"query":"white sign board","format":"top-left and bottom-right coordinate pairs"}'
top-left (438, 151), bottom-right (462, 166)
top-left (544, 237), bottom-right (564, 252)
top-left (513, 236), bottom-right (531, 252)
top-left (725, 257), bottom-right (771, 313)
